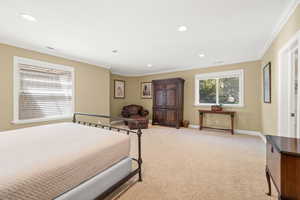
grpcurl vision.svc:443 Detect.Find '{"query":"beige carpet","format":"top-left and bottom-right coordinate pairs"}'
top-left (106, 125), bottom-right (278, 200)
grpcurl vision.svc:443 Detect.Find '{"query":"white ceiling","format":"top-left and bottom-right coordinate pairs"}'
top-left (0, 0), bottom-right (296, 76)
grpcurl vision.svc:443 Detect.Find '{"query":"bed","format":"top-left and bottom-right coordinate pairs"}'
top-left (0, 113), bottom-right (143, 200)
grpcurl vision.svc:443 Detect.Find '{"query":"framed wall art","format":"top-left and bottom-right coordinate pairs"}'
top-left (114, 80), bottom-right (125, 99)
top-left (141, 82), bottom-right (152, 99)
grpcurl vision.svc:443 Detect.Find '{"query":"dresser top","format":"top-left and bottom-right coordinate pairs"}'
top-left (198, 110), bottom-right (236, 114)
top-left (267, 135), bottom-right (300, 157)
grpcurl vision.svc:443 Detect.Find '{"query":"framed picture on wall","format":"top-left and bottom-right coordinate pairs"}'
top-left (263, 62), bottom-right (271, 103)
top-left (114, 80), bottom-right (125, 99)
top-left (141, 82), bottom-right (152, 99)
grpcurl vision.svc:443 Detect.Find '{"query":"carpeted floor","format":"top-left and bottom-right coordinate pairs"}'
top-left (106, 125), bottom-right (278, 200)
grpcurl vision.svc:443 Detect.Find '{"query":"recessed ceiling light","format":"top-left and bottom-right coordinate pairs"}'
top-left (46, 46), bottom-right (55, 50)
top-left (19, 13), bottom-right (37, 22)
top-left (214, 60), bottom-right (224, 64)
top-left (147, 64), bottom-right (153, 68)
top-left (199, 54), bottom-right (205, 58)
top-left (112, 49), bottom-right (118, 53)
top-left (178, 26), bottom-right (187, 32)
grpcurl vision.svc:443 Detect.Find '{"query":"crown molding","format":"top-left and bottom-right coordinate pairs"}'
top-left (111, 57), bottom-right (260, 77)
top-left (2, 1), bottom-right (296, 75)
top-left (259, 0), bottom-right (300, 58)
top-left (0, 38), bottom-right (111, 69)
top-left (0, 38), bottom-right (258, 77)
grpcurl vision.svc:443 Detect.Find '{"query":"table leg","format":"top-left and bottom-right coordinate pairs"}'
top-left (266, 166), bottom-right (271, 196)
top-left (199, 112), bottom-right (203, 130)
top-left (230, 114), bottom-right (234, 135)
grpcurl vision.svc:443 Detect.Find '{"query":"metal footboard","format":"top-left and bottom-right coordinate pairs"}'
top-left (72, 113), bottom-right (143, 200)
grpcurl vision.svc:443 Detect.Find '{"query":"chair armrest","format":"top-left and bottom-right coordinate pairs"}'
top-left (140, 109), bottom-right (149, 117)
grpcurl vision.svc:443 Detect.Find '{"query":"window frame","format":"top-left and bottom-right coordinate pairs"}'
top-left (13, 56), bottom-right (75, 124)
top-left (194, 69), bottom-right (244, 107)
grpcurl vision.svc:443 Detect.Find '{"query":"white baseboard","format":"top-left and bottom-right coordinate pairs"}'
top-left (110, 120), bottom-right (124, 125)
top-left (189, 124), bottom-right (200, 129)
top-left (235, 129), bottom-right (266, 143)
top-left (111, 119), bottom-right (153, 125)
top-left (188, 124), bottom-right (266, 143)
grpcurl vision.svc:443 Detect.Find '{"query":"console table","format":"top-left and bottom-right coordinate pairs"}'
top-left (266, 135), bottom-right (300, 200)
top-left (198, 110), bottom-right (235, 134)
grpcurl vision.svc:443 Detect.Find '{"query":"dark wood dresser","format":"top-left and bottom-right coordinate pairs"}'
top-left (152, 78), bottom-right (184, 129)
top-left (266, 135), bottom-right (300, 200)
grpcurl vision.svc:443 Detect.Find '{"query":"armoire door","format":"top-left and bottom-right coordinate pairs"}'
top-left (165, 83), bottom-right (177, 109)
top-left (165, 110), bottom-right (177, 126)
top-left (154, 84), bottom-right (165, 108)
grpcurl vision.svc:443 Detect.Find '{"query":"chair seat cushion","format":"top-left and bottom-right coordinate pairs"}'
top-left (128, 117), bottom-right (149, 130)
top-left (130, 115), bottom-right (142, 119)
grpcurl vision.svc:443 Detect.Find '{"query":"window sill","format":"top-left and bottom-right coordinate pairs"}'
top-left (193, 104), bottom-right (244, 108)
top-left (12, 115), bottom-right (73, 124)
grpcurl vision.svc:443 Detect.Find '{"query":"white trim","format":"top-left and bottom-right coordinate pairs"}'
top-left (188, 124), bottom-right (266, 143)
top-left (194, 69), bottom-right (244, 107)
top-left (193, 103), bottom-right (244, 108)
top-left (260, 0), bottom-right (300, 58)
top-left (111, 58), bottom-right (260, 77)
top-left (189, 124), bottom-right (200, 129)
top-left (0, 38), bottom-right (257, 76)
top-left (12, 115), bottom-right (73, 124)
top-left (278, 30), bottom-right (300, 137)
top-left (13, 59), bottom-right (20, 123)
top-left (14, 56), bottom-right (75, 71)
top-left (13, 56), bottom-right (75, 124)
top-left (235, 129), bottom-right (266, 143)
top-left (194, 69), bottom-right (244, 79)
top-left (0, 38), bottom-right (110, 69)
top-left (297, 40), bottom-right (300, 139)
top-left (110, 120), bottom-right (124, 125)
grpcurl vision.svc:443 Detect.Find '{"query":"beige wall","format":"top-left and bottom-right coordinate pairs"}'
top-left (110, 74), bottom-right (142, 117)
top-left (261, 5), bottom-right (300, 135)
top-left (0, 43), bottom-right (110, 131)
top-left (111, 60), bottom-right (262, 131)
top-left (4, 5), bottom-right (298, 133)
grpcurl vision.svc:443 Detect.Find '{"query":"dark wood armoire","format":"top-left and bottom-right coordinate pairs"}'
top-left (152, 78), bottom-right (185, 129)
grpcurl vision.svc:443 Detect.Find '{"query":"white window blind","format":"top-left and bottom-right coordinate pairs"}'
top-left (14, 57), bottom-right (74, 123)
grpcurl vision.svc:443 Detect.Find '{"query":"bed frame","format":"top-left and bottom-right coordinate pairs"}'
top-left (72, 112), bottom-right (143, 200)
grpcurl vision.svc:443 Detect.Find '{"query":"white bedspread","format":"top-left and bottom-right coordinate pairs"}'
top-left (0, 123), bottom-right (130, 200)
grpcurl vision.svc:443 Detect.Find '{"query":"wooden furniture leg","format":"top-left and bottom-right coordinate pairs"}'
top-left (199, 112), bottom-right (203, 130)
top-left (266, 166), bottom-right (271, 196)
top-left (230, 113), bottom-right (234, 135)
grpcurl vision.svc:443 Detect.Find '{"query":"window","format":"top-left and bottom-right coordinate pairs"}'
top-left (13, 57), bottom-right (75, 124)
top-left (195, 70), bottom-right (244, 107)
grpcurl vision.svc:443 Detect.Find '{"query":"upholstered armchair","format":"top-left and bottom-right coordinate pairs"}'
top-left (121, 105), bottom-right (149, 118)
top-left (121, 105), bottom-right (149, 129)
